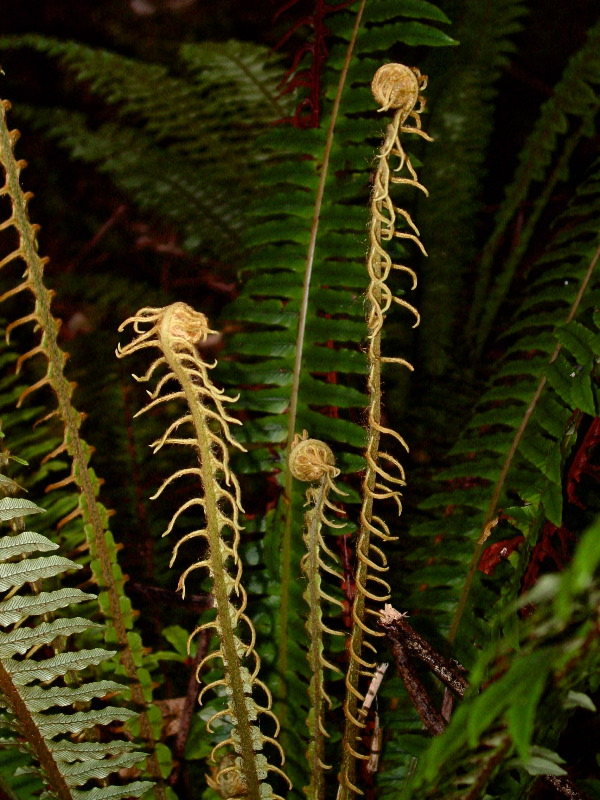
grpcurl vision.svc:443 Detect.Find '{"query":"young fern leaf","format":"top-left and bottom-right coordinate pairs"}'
top-left (340, 64), bottom-right (432, 797)
top-left (0, 99), bottom-right (167, 794)
top-left (0, 473), bottom-right (151, 800)
top-left (117, 303), bottom-right (290, 800)
top-left (288, 432), bottom-right (345, 800)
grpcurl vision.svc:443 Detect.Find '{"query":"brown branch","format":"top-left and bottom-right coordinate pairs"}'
top-left (379, 605), bottom-right (468, 698)
top-left (544, 775), bottom-right (592, 800)
top-left (378, 607), bottom-right (446, 736)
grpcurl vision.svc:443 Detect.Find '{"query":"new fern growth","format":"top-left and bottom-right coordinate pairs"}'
top-left (0, 96), bottom-right (168, 796)
top-left (117, 303), bottom-right (290, 800)
top-left (288, 433), bottom-right (346, 800)
top-left (341, 63), bottom-right (432, 796)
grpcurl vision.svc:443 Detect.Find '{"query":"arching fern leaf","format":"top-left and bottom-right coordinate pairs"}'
top-left (0, 35), bottom-right (291, 260)
top-left (0, 479), bottom-right (152, 800)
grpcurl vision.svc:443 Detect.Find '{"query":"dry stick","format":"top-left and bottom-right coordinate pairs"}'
top-left (448, 241), bottom-right (600, 645)
top-left (380, 630), bottom-right (445, 736)
top-left (544, 775), bottom-right (592, 800)
top-left (378, 606), bottom-right (457, 737)
top-left (379, 606), bottom-right (467, 698)
top-left (361, 663), bottom-right (389, 714)
top-left (338, 664), bottom-right (389, 788)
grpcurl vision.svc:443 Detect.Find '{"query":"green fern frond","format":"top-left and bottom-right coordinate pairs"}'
top-left (468, 11), bottom-right (600, 355)
top-left (417, 0), bottom-right (528, 376)
top-left (0, 35), bottom-right (290, 260)
top-left (405, 158), bottom-right (600, 659)
top-left (0, 488), bottom-right (151, 800)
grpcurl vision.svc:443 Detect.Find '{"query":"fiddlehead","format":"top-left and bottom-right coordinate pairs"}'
top-left (118, 303), bottom-right (290, 800)
top-left (340, 63), bottom-right (432, 797)
top-left (289, 432), bottom-right (345, 800)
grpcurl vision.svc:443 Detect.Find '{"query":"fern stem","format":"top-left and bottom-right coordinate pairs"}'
top-left (448, 240), bottom-right (600, 644)
top-left (303, 476), bottom-right (332, 800)
top-left (289, 434), bottom-right (345, 800)
top-left (0, 99), bottom-right (166, 798)
top-left (161, 313), bottom-right (264, 799)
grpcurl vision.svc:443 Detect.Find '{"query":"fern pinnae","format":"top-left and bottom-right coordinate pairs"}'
top-left (468, 14), bottom-right (600, 355)
top-left (448, 238), bottom-right (600, 645)
top-left (118, 303), bottom-right (290, 800)
top-left (288, 432), bottom-right (346, 800)
top-left (340, 64), bottom-right (432, 797)
top-left (0, 452), bottom-right (151, 800)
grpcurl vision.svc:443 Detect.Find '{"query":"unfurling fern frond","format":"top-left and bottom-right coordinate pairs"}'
top-left (0, 448), bottom-right (151, 800)
top-left (288, 432), bottom-right (345, 800)
top-left (0, 97), bottom-right (167, 794)
top-left (117, 303), bottom-right (290, 800)
top-left (340, 63), bottom-right (431, 798)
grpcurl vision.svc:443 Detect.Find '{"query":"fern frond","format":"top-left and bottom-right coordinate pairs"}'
top-left (0, 488), bottom-right (151, 800)
top-left (406, 159), bottom-right (600, 659)
top-left (417, 0), bottom-right (528, 376)
top-left (118, 303), bottom-right (290, 800)
top-left (468, 12), bottom-right (600, 355)
top-left (0, 98), bottom-right (168, 794)
top-left (339, 62), bottom-right (431, 798)
top-left (0, 34), bottom-right (290, 259)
